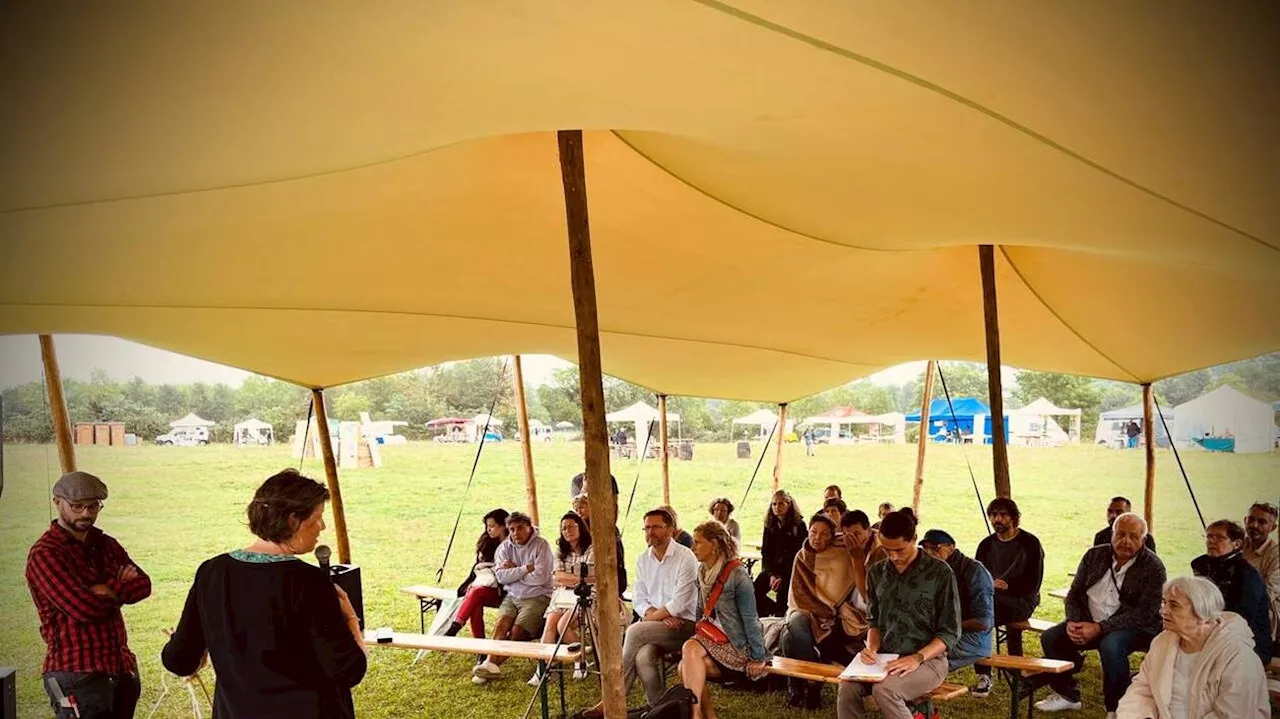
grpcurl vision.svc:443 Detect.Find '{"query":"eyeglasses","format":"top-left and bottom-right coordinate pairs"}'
top-left (64, 500), bottom-right (104, 514)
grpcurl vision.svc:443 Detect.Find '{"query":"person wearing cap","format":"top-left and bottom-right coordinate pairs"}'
top-left (919, 529), bottom-right (993, 672)
top-left (27, 471), bottom-right (152, 719)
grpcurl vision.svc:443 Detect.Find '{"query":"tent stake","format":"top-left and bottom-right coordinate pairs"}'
top-left (558, 129), bottom-right (626, 718)
top-left (912, 360), bottom-right (937, 516)
top-left (513, 355), bottom-right (540, 526)
top-left (311, 389), bottom-right (351, 564)
top-left (1142, 383), bottom-right (1155, 533)
top-left (39, 335), bottom-right (77, 473)
top-left (979, 246), bottom-right (1011, 498)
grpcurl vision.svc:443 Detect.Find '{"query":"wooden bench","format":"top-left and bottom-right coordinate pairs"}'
top-left (1048, 588), bottom-right (1069, 600)
top-left (365, 631), bottom-right (582, 719)
top-left (977, 654), bottom-right (1074, 719)
top-left (401, 584), bottom-right (456, 633)
top-left (997, 617), bottom-right (1057, 653)
top-left (763, 656), bottom-right (967, 713)
top-left (1268, 678), bottom-right (1279, 702)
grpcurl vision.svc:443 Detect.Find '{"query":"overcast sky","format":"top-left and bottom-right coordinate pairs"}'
top-left (0, 334), bottom-right (936, 392)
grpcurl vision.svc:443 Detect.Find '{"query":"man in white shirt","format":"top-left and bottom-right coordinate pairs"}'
top-left (1243, 501), bottom-right (1279, 657)
top-left (581, 508), bottom-right (697, 717)
top-left (1034, 513), bottom-right (1165, 718)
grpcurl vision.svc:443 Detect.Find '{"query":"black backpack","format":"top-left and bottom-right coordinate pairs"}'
top-left (626, 686), bottom-right (696, 719)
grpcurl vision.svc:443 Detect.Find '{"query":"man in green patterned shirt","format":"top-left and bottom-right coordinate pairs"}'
top-left (837, 510), bottom-right (961, 719)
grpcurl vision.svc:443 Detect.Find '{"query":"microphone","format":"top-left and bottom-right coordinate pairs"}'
top-left (315, 545), bottom-right (332, 575)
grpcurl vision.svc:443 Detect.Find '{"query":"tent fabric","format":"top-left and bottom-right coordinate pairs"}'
top-left (233, 418), bottom-right (272, 431)
top-left (732, 409), bottom-right (779, 426)
top-left (1099, 404), bottom-right (1173, 422)
top-left (906, 398), bottom-right (992, 423)
top-left (1, 4), bottom-right (1278, 401)
top-left (170, 413), bottom-right (215, 428)
top-left (1012, 398), bottom-right (1081, 417)
top-left (1172, 385), bottom-right (1276, 454)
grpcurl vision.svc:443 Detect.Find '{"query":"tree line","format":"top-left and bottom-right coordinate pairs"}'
top-left (3, 354), bottom-right (1275, 444)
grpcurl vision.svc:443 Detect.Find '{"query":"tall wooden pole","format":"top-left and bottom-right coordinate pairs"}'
top-left (772, 403), bottom-right (788, 491)
top-left (1142, 382), bottom-right (1156, 532)
top-left (310, 389), bottom-right (351, 564)
top-left (512, 355), bottom-right (540, 526)
top-left (658, 394), bottom-right (671, 506)
top-left (558, 129), bottom-right (625, 718)
top-left (978, 245), bottom-right (1011, 499)
top-left (39, 335), bottom-right (76, 473)
top-left (912, 360), bottom-right (937, 516)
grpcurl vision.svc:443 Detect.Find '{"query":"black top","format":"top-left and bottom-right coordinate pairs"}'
top-left (975, 528), bottom-right (1044, 605)
top-left (1092, 525), bottom-right (1157, 553)
top-left (760, 517), bottom-right (807, 578)
top-left (162, 553), bottom-right (367, 719)
top-left (1191, 551), bottom-right (1272, 663)
top-left (674, 529), bottom-right (694, 549)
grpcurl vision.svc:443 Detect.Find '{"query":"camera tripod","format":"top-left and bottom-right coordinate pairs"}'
top-left (522, 569), bottom-right (607, 719)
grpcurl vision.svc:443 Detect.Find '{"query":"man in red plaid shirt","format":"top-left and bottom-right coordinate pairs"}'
top-left (26, 471), bottom-right (151, 718)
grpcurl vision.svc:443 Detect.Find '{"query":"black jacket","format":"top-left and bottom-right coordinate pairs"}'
top-left (1065, 545), bottom-right (1165, 637)
top-left (975, 528), bottom-right (1045, 605)
top-left (1191, 551), bottom-right (1272, 663)
top-left (760, 516), bottom-right (807, 578)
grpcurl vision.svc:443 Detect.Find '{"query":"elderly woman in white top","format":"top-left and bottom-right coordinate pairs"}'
top-left (1117, 576), bottom-right (1268, 719)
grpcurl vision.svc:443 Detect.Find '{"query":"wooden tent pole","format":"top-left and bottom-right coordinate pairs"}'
top-left (558, 129), bottom-right (625, 718)
top-left (658, 394), bottom-right (671, 506)
top-left (310, 389), bottom-right (351, 564)
top-left (912, 360), bottom-right (937, 516)
top-left (772, 403), bottom-right (788, 491)
top-left (513, 355), bottom-right (540, 526)
top-left (39, 335), bottom-right (76, 473)
top-left (979, 245), bottom-right (1011, 498)
top-left (1142, 383), bottom-right (1156, 532)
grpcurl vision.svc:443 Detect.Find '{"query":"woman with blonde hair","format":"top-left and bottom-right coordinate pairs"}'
top-left (679, 521), bottom-right (767, 719)
top-left (1117, 575), bottom-right (1268, 719)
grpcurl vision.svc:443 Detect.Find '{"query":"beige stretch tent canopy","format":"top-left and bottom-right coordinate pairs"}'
top-left (1, 3), bottom-right (1278, 400)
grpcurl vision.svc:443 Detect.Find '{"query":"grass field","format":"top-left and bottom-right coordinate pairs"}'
top-left (2, 440), bottom-right (1276, 718)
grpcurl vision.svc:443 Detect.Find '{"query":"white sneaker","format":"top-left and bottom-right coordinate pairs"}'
top-left (526, 670), bottom-right (542, 687)
top-left (1105, 713), bottom-right (1117, 719)
top-left (970, 674), bottom-right (992, 698)
top-left (472, 660), bottom-right (502, 680)
top-left (471, 675), bottom-right (488, 685)
top-left (1034, 693), bottom-right (1083, 712)
top-left (573, 665), bottom-right (587, 680)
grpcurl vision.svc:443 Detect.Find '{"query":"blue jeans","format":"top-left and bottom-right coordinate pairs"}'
top-left (1040, 622), bottom-right (1153, 711)
top-left (1127, 435), bottom-right (1139, 448)
top-left (781, 612), bottom-right (862, 692)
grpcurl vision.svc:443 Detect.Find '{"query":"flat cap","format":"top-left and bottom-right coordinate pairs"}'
top-left (919, 528), bottom-right (956, 546)
top-left (52, 471), bottom-right (109, 502)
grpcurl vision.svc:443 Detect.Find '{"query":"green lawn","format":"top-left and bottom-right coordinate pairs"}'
top-left (2, 440), bottom-right (1276, 718)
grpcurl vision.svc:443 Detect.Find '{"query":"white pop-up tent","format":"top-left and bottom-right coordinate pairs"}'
top-left (1172, 385), bottom-right (1276, 454)
top-left (1010, 397), bottom-right (1082, 446)
top-left (1094, 403), bottom-right (1174, 448)
top-left (731, 408), bottom-right (784, 439)
top-left (233, 418), bottom-right (273, 446)
top-left (170, 412), bottom-right (215, 428)
top-left (802, 407), bottom-right (904, 444)
top-left (469, 413), bottom-right (505, 443)
top-left (606, 401), bottom-right (680, 444)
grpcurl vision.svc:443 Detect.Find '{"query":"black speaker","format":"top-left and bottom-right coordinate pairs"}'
top-left (0, 667), bottom-right (15, 719)
top-left (329, 565), bottom-right (363, 629)
top-left (736, 441), bottom-right (751, 459)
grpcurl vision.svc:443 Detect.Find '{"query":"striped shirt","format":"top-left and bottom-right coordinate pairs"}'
top-left (26, 522), bottom-right (151, 674)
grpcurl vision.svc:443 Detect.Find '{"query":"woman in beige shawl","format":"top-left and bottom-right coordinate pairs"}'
top-left (1117, 576), bottom-right (1269, 719)
top-left (779, 513), bottom-right (869, 709)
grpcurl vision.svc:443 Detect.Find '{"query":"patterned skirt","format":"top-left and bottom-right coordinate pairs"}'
top-left (694, 634), bottom-right (752, 675)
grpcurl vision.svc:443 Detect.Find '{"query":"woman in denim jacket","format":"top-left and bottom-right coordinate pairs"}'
top-left (679, 521), bottom-right (768, 719)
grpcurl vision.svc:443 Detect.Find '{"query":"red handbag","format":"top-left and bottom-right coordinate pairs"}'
top-left (694, 559), bottom-right (742, 645)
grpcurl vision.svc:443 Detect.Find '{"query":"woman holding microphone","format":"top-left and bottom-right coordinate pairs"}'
top-left (162, 469), bottom-right (366, 718)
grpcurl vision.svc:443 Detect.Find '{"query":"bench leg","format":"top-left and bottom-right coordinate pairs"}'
top-left (558, 663), bottom-right (566, 718)
top-left (1007, 671), bottom-right (1020, 719)
top-left (539, 660), bottom-right (550, 719)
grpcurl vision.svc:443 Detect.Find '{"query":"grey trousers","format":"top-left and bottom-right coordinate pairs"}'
top-left (836, 654), bottom-right (947, 719)
top-left (622, 618), bottom-right (695, 706)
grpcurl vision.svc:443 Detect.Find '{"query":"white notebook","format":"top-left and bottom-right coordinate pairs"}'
top-left (839, 653), bottom-right (900, 681)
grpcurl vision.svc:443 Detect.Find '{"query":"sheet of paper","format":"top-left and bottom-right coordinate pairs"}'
top-left (839, 653), bottom-right (900, 681)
